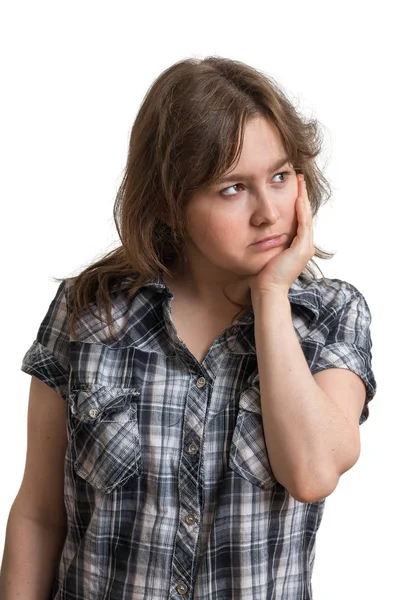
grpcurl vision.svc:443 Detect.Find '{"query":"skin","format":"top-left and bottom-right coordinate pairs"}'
top-left (169, 115), bottom-right (313, 306)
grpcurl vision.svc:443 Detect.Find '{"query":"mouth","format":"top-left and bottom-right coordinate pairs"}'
top-left (251, 234), bottom-right (284, 245)
top-left (249, 234), bottom-right (285, 250)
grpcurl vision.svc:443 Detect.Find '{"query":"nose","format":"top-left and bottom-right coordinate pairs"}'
top-left (250, 188), bottom-right (279, 226)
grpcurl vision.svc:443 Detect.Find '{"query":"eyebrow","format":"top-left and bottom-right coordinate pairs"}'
top-left (214, 155), bottom-right (291, 186)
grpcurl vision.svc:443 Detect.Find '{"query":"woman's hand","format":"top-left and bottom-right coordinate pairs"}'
top-left (249, 174), bottom-right (315, 297)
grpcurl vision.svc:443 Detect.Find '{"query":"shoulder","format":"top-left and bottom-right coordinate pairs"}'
top-left (64, 274), bottom-right (161, 344)
top-left (289, 275), bottom-right (374, 338)
top-left (297, 275), bottom-right (370, 315)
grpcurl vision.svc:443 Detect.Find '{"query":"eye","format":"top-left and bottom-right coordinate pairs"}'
top-left (273, 171), bottom-right (291, 184)
top-left (219, 183), bottom-right (245, 197)
top-left (218, 171), bottom-right (292, 197)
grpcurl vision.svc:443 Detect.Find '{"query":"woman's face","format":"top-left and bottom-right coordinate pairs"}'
top-left (183, 116), bottom-right (299, 281)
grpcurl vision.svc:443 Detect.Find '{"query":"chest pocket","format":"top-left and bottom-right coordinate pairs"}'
top-left (229, 385), bottom-right (277, 490)
top-left (68, 385), bottom-right (142, 494)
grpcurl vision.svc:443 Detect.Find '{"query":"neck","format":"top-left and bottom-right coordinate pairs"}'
top-left (164, 258), bottom-right (252, 312)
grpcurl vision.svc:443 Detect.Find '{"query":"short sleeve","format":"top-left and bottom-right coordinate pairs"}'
top-left (21, 280), bottom-right (71, 401)
top-left (311, 289), bottom-right (377, 425)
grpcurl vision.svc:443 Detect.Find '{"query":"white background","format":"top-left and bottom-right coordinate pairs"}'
top-left (0, 1), bottom-right (395, 597)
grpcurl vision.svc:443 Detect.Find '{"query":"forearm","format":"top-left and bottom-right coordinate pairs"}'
top-left (252, 291), bottom-right (356, 502)
top-left (0, 507), bottom-right (66, 600)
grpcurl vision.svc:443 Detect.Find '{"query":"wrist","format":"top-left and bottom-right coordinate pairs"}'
top-left (250, 287), bottom-right (290, 308)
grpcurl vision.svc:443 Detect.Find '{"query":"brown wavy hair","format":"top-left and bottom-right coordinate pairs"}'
top-left (55, 56), bottom-right (334, 341)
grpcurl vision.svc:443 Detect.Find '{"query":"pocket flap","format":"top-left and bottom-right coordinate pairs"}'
top-left (69, 385), bottom-right (140, 423)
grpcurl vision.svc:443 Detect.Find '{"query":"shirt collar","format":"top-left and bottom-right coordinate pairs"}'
top-left (116, 272), bottom-right (322, 322)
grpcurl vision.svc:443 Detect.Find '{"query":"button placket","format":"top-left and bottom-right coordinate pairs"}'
top-left (170, 372), bottom-right (210, 598)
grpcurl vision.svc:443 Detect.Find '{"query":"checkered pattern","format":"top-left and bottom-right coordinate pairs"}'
top-left (21, 273), bottom-right (376, 599)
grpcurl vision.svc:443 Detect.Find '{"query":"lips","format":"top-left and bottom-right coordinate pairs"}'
top-left (251, 234), bottom-right (283, 245)
top-left (249, 234), bottom-right (285, 251)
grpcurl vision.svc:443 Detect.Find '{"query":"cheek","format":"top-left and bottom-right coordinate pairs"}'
top-left (185, 201), bottom-right (212, 238)
top-left (187, 202), bottom-right (243, 243)
top-left (200, 219), bottom-right (244, 253)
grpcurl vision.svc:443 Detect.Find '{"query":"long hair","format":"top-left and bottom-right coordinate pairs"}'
top-left (56, 56), bottom-right (334, 340)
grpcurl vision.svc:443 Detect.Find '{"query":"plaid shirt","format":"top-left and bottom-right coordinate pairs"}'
top-left (21, 273), bottom-right (376, 600)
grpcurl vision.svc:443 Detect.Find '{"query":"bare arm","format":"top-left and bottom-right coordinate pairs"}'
top-left (0, 377), bottom-right (68, 600)
top-left (253, 290), bottom-right (365, 504)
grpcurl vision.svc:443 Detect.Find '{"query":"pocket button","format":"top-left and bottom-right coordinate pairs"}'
top-left (88, 408), bottom-right (100, 419)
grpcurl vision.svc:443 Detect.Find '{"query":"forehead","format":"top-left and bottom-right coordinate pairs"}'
top-left (238, 116), bottom-right (286, 164)
top-left (214, 117), bottom-right (290, 184)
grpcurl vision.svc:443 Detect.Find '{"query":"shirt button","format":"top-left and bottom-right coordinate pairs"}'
top-left (185, 513), bottom-right (197, 525)
top-left (176, 582), bottom-right (188, 595)
top-left (88, 408), bottom-right (100, 418)
top-left (196, 376), bottom-right (206, 388)
top-left (187, 443), bottom-right (198, 455)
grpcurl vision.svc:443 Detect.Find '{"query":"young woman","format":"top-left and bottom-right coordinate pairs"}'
top-left (0, 56), bottom-right (376, 600)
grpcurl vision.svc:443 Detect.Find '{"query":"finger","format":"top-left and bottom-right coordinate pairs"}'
top-left (299, 176), bottom-right (311, 211)
top-left (297, 176), bottom-right (312, 225)
top-left (300, 179), bottom-right (314, 251)
top-left (296, 176), bottom-right (314, 249)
